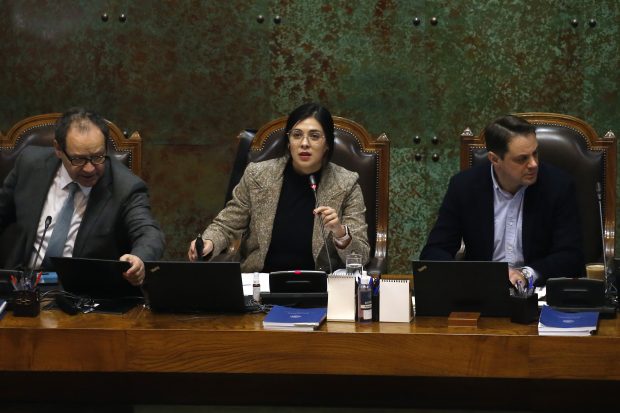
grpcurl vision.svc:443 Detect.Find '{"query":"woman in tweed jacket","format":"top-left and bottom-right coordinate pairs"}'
top-left (188, 103), bottom-right (369, 273)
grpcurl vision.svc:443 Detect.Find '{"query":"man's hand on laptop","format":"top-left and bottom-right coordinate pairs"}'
top-left (120, 254), bottom-right (145, 286)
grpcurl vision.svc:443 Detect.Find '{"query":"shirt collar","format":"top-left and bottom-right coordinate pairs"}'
top-left (490, 164), bottom-right (525, 199)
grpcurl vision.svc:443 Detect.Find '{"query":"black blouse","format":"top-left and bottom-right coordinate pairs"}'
top-left (263, 161), bottom-right (321, 272)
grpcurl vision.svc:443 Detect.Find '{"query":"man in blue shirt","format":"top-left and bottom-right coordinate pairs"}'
top-left (420, 115), bottom-right (584, 287)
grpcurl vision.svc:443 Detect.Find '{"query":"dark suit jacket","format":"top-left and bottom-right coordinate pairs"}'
top-left (420, 161), bottom-right (584, 284)
top-left (0, 147), bottom-right (165, 269)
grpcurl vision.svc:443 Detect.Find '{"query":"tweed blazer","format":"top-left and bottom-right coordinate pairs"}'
top-left (202, 155), bottom-right (370, 272)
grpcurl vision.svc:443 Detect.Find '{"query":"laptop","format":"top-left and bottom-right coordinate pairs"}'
top-left (412, 260), bottom-right (512, 317)
top-left (143, 261), bottom-right (255, 313)
top-left (51, 257), bottom-right (142, 299)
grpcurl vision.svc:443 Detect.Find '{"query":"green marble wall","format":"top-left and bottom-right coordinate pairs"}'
top-left (1, 0), bottom-right (619, 273)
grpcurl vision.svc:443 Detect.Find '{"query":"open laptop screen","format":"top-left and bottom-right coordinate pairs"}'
top-left (412, 260), bottom-right (512, 317)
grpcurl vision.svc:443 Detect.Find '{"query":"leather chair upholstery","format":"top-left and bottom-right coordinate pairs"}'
top-left (460, 113), bottom-right (616, 264)
top-left (0, 113), bottom-right (142, 184)
top-left (226, 116), bottom-right (390, 273)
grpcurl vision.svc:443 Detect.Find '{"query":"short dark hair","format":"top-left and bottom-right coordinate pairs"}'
top-left (485, 115), bottom-right (536, 158)
top-left (284, 103), bottom-right (335, 161)
top-left (55, 107), bottom-right (109, 150)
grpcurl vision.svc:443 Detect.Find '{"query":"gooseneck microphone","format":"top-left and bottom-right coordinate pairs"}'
top-left (309, 174), bottom-right (318, 191)
top-left (28, 215), bottom-right (52, 288)
top-left (595, 183), bottom-right (608, 277)
top-left (309, 174), bottom-right (333, 275)
top-left (596, 182), bottom-right (617, 300)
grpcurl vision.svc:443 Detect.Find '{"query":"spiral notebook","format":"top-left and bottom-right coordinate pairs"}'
top-left (326, 274), bottom-right (356, 321)
top-left (379, 278), bottom-right (413, 322)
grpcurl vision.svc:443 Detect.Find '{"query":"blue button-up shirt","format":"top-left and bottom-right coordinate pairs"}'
top-left (491, 165), bottom-right (526, 266)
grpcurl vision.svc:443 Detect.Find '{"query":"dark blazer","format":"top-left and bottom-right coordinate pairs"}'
top-left (420, 160), bottom-right (584, 284)
top-left (0, 147), bottom-right (165, 269)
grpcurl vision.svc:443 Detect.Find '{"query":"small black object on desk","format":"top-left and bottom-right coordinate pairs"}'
top-left (13, 289), bottom-right (40, 317)
top-left (260, 270), bottom-right (327, 307)
top-left (510, 293), bottom-right (538, 324)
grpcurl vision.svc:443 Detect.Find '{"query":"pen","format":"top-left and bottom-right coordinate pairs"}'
top-left (34, 271), bottom-right (43, 287)
top-left (195, 234), bottom-right (205, 261)
top-left (9, 275), bottom-right (18, 290)
top-left (515, 279), bottom-right (525, 297)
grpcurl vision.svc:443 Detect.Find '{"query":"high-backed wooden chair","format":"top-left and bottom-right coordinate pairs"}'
top-left (226, 116), bottom-right (390, 273)
top-left (460, 113), bottom-right (616, 265)
top-left (0, 112), bottom-right (142, 183)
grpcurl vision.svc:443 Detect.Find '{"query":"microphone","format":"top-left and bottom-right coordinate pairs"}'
top-left (309, 174), bottom-right (318, 192)
top-left (596, 183), bottom-right (617, 300)
top-left (309, 175), bottom-right (333, 275)
top-left (595, 183), bottom-right (609, 279)
top-left (27, 216), bottom-right (52, 288)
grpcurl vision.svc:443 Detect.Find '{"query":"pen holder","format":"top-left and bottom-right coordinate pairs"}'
top-left (369, 272), bottom-right (381, 322)
top-left (371, 291), bottom-right (380, 322)
top-left (13, 289), bottom-right (40, 317)
top-left (510, 293), bottom-right (538, 324)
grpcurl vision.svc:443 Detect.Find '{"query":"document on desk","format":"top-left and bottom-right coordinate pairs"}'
top-left (538, 305), bottom-right (599, 336)
top-left (241, 273), bottom-right (270, 296)
top-left (40, 272), bottom-right (58, 284)
top-left (327, 274), bottom-right (355, 321)
top-left (263, 305), bottom-right (327, 331)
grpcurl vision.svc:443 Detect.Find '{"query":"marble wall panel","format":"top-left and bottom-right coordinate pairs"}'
top-left (1, 0), bottom-right (619, 272)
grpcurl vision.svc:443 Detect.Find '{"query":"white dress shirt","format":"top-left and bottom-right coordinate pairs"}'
top-left (28, 165), bottom-right (91, 268)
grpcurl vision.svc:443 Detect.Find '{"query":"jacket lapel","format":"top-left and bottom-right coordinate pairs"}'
top-left (521, 177), bottom-right (541, 262)
top-left (252, 159), bottom-right (285, 259)
top-left (477, 165), bottom-right (495, 260)
top-left (23, 155), bottom-right (60, 265)
top-left (72, 161), bottom-right (112, 257)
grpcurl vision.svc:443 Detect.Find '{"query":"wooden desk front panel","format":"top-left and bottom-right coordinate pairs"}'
top-left (1, 308), bottom-right (618, 380)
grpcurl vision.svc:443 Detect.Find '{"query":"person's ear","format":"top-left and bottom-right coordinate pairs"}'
top-left (53, 140), bottom-right (63, 160)
top-left (487, 151), bottom-right (500, 165)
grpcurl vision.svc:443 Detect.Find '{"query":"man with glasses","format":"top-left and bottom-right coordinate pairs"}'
top-left (0, 108), bottom-right (165, 286)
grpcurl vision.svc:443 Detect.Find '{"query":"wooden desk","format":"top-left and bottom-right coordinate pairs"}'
top-left (1, 306), bottom-right (619, 408)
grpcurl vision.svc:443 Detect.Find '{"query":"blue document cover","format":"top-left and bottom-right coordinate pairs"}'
top-left (538, 305), bottom-right (599, 336)
top-left (263, 305), bottom-right (327, 331)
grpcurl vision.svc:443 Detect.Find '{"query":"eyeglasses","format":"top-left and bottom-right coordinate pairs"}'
top-left (288, 129), bottom-right (324, 143)
top-left (62, 148), bottom-right (107, 166)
